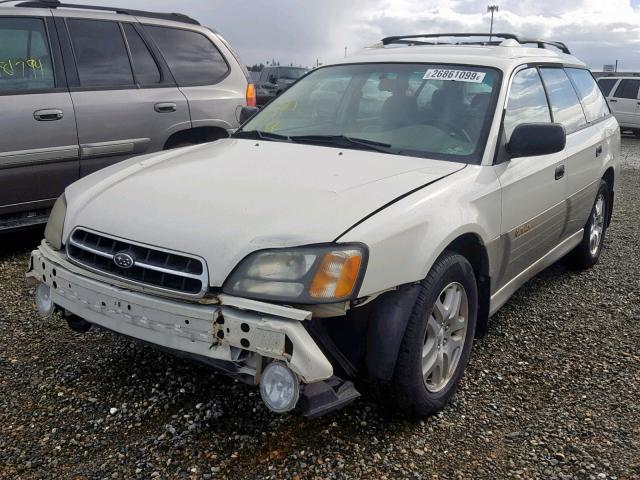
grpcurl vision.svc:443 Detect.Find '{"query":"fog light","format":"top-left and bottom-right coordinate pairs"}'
top-left (35, 282), bottom-right (55, 318)
top-left (259, 361), bottom-right (300, 413)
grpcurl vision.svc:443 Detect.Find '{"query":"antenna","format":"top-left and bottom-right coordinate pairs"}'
top-left (487, 5), bottom-right (499, 42)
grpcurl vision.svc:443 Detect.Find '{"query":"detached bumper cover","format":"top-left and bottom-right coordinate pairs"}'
top-left (27, 243), bottom-right (333, 383)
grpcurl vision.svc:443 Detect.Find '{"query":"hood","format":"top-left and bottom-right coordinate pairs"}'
top-left (64, 139), bottom-right (464, 286)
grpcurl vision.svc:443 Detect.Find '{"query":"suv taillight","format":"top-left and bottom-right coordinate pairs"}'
top-left (246, 83), bottom-right (257, 107)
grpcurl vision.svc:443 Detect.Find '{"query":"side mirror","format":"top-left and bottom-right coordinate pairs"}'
top-left (269, 75), bottom-right (277, 84)
top-left (507, 123), bottom-right (566, 159)
top-left (239, 106), bottom-right (259, 124)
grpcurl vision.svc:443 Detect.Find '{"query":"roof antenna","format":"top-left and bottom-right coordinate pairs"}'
top-left (487, 4), bottom-right (499, 42)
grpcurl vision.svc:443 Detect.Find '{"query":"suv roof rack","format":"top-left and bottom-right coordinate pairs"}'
top-left (11, 0), bottom-right (200, 25)
top-left (381, 33), bottom-right (571, 55)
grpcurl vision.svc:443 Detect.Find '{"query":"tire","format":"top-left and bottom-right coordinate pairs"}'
top-left (565, 180), bottom-right (609, 269)
top-left (634, 130), bottom-right (640, 138)
top-left (389, 251), bottom-right (478, 417)
top-left (66, 314), bottom-right (92, 333)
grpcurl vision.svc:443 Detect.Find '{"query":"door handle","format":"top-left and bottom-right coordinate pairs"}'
top-left (596, 145), bottom-right (603, 157)
top-left (154, 102), bottom-right (177, 113)
top-left (34, 109), bottom-right (63, 121)
top-left (555, 164), bottom-right (565, 180)
top-left (608, 99), bottom-right (617, 103)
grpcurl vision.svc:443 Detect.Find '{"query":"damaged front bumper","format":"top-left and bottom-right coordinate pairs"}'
top-left (27, 242), bottom-right (359, 415)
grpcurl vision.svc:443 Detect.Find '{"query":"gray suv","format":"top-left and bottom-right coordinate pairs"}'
top-left (0, 1), bottom-right (253, 232)
top-left (255, 66), bottom-right (308, 105)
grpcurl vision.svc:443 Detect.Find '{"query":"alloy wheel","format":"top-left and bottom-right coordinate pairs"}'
top-left (422, 282), bottom-right (469, 392)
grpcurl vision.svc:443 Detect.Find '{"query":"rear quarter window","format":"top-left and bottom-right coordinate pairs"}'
top-left (145, 26), bottom-right (229, 86)
top-left (565, 68), bottom-right (610, 122)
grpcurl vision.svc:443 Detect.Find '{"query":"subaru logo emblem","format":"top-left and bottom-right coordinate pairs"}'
top-left (113, 252), bottom-right (135, 269)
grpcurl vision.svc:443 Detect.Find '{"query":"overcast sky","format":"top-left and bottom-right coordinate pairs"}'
top-left (86, 0), bottom-right (640, 70)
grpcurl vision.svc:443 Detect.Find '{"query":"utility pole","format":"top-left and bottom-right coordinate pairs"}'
top-left (615, 59), bottom-right (619, 72)
top-left (344, 46), bottom-right (348, 58)
top-left (487, 5), bottom-right (499, 42)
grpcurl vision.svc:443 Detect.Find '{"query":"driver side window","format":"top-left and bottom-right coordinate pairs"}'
top-left (504, 68), bottom-right (551, 140)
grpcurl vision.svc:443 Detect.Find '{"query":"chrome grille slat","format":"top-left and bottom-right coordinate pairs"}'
top-left (66, 228), bottom-right (208, 297)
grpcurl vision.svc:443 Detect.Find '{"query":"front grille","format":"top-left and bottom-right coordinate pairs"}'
top-left (66, 228), bottom-right (208, 296)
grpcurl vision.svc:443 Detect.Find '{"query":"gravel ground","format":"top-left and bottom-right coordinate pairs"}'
top-left (1, 137), bottom-right (639, 480)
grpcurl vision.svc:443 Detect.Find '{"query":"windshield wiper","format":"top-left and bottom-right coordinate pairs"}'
top-left (233, 130), bottom-right (292, 142)
top-left (289, 135), bottom-right (396, 154)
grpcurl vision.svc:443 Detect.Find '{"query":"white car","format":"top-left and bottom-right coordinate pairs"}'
top-left (597, 75), bottom-right (640, 135)
top-left (29, 33), bottom-right (619, 418)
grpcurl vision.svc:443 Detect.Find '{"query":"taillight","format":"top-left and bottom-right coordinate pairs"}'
top-left (246, 83), bottom-right (257, 107)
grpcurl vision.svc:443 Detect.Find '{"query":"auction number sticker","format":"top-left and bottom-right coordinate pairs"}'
top-left (423, 69), bottom-right (486, 83)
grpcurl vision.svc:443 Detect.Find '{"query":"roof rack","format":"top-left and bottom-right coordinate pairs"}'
top-left (11, 0), bottom-right (200, 25)
top-left (381, 33), bottom-right (571, 55)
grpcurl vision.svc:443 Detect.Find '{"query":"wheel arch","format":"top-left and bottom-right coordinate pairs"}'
top-left (163, 126), bottom-right (230, 150)
top-left (363, 230), bottom-right (491, 382)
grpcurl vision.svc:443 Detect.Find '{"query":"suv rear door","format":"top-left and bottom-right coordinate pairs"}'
top-left (56, 13), bottom-right (191, 176)
top-left (608, 78), bottom-right (640, 128)
top-left (0, 13), bottom-right (79, 224)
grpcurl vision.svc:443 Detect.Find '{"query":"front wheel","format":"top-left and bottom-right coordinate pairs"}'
top-left (390, 251), bottom-right (477, 417)
top-left (565, 180), bottom-right (609, 268)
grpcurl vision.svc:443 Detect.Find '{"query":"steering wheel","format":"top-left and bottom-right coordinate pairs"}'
top-left (422, 119), bottom-right (472, 143)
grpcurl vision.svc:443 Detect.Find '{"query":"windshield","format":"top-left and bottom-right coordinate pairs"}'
top-left (278, 67), bottom-right (307, 80)
top-left (239, 63), bottom-right (501, 163)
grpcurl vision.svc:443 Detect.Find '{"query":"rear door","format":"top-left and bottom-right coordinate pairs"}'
top-left (56, 14), bottom-right (191, 176)
top-left (0, 14), bottom-right (78, 220)
top-left (608, 78), bottom-right (640, 128)
top-left (564, 68), bottom-right (617, 232)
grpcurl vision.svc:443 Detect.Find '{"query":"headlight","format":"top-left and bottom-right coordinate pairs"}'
top-left (44, 194), bottom-right (67, 250)
top-left (223, 244), bottom-right (367, 303)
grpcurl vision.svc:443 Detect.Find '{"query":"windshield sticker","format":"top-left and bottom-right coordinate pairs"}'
top-left (423, 69), bottom-right (486, 83)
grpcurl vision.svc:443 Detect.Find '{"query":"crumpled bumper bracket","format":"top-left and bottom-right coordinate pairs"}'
top-left (27, 244), bottom-right (333, 384)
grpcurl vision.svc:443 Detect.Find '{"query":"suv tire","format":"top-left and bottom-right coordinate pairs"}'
top-left (389, 251), bottom-right (477, 417)
top-left (565, 180), bottom-right (609, 268)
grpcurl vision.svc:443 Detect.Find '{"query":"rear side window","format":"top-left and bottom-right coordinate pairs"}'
top-left (597, 78), bottom-right (618, 97)
top-left (539, 68), bottom-right (586, 133)
top-left (145, 26), bottom-right (229, 86)
top-left (68, 19), bottom-right (134, 87)
top-left (611, 78), bottom-right (640, 100)
top-left (566, 68), bottom-right (610, 122)
top-left (504, 68), bottom-right (551, 140)
top-left (122, 23), bottom-right (160, 85)
top-left (0, 17), bottom-right (55, 92)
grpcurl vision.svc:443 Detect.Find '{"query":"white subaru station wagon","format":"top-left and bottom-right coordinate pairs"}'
top-left (29, 33), bottom-right (619, 418)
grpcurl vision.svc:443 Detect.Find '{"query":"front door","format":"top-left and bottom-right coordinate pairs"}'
top-left (494, 67), bottom-right (568, 289)
top-left (58, 16), bottom-right (191, 176)
top-left (0, 15), bottom-right (79, 220)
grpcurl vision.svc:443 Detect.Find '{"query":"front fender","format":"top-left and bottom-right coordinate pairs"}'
top-left (339, 165), bottom-right (501, 298)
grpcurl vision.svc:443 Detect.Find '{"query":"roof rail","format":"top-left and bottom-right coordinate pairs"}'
top-left (12, 0), bottom-right (200, 25)
top-left (381, 33), bottom-right (571, 55)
